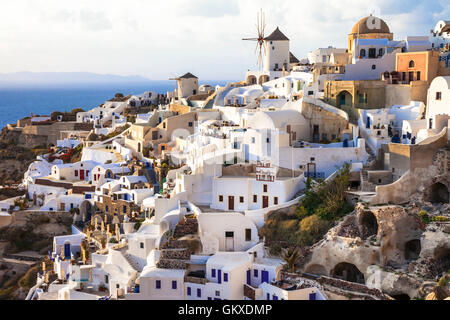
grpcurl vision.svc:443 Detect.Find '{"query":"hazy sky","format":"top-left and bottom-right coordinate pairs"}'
top-left (0, 0), bottom-right (448, 80)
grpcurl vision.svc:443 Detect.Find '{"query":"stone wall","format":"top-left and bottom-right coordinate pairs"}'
top-left (302, 100), bottom-right (350, 142)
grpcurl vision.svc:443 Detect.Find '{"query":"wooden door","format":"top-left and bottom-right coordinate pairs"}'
top-left (228, 196), bottom-right (234, 211)
top-left (263, 196), bottom-right (269, 208)
top-left (80, 170), bottom-right (85, 180)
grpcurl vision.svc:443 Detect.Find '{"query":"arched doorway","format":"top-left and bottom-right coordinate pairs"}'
top-left (359, 211), bottom-right (378, 239)
top-left (79, 201), bottom-right (93, 222)
top-left (425, 183), bottom-right (449, 204)
top-left (404, 239), bottom-right (421, 260)
top-left (331, 262), bottom-right (365, 284)
top-left (258, 75), bottom-right (269, 85)
top-left (246, 75), bottom-right (257, 85)
top-left (337, 90), bottom-right (353, 107)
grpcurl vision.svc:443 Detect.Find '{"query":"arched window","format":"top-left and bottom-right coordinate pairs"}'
top-left (409, 60), bottom-right (415, 68)
top-left (360, 49), bottom-right (366, 58)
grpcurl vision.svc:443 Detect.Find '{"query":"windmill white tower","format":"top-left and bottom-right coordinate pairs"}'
top-left (263, 27), bottom-right (291, 73)
top-left (243, 10), bottom-right (291, 84)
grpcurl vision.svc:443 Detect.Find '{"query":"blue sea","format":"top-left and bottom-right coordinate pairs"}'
top-left (0, 80), bottom-right (229, 129)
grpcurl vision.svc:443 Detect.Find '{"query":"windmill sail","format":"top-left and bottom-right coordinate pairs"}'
top-left (242, 9), bottom-right (267, 68)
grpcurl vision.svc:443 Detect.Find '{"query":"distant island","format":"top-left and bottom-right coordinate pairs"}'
top-left (0, 72), bottom-right (154, 86)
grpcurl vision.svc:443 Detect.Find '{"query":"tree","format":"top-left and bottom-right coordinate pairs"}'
top-left (281, 247), bottom-right (301, 273)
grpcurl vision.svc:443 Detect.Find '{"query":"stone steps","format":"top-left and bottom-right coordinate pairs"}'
top-left (172, 218), bottom-right (198, 239)
top-left (160, 248), bottom-right (191, 260)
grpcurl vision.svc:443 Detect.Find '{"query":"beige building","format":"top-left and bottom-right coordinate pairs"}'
top-left (125, 112), bottom-right (197, 156)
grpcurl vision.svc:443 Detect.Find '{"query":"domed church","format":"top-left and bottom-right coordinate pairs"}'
top-left (348, 15), bottom-right (394, 55)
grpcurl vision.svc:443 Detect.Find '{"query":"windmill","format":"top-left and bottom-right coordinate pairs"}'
top-left (242, 9), bottom-right (267, 68)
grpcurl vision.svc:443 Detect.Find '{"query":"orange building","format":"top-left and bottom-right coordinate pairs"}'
top-left (395, 51), bottom-right (440, 84)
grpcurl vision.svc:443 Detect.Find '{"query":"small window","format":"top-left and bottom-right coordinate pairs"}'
top-left (219, 195), bottom-right (223, 202)
top-left (416, 71), bottom-right (421, 81)
top-left (197, 288), bottom-right (201, 298)
top-left (116, 284), bottom-right (120, 289)
top-left (188, 122), bottom-right (193, 127)
top-left (274, 197), bottom-right (279, 205)
top-left (187, 287), bottom-right (191, 296)
top-left (156, 280), bottom-right (161, 289)
top-left (172, 281), bottom-right (177, 290)
top-left (254, 269), bottom-right (259, 277)
top-left (251, 137), bottom-right (255, 144)
top-left (263, 185), bottom-right (268, 193)
top-left (224, 273), bottom-right (228, 282)
top-left (215, 291), bottom-right (220, 297)
top-left (409, 60), bottom-right (415, 68)
top-left (360, 49), bottom-right (366, 58)
top-left (212, 269), bottom-right (216, 277)
top-left (74, 170), bottom-right (78, 177)
top-left (239, 196), bottom-right (244, 203)
top-left (140, 242), bottom-right (144, 249)
top-left (245, 228), bottom-right (252, 241)
top-left (253, 195), bottom-right (257, 203)
top-left (371, 65), bottom-right (376, 70)
top-left (266, 138), bottom-right (270, 143)
top-left (436, 92), bottom-right (442, 100)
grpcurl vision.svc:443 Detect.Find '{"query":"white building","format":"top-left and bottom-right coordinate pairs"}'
top-left (425, 76), bottom-right (450, 133)
top-left (430, 20), bottom-right (450, 49)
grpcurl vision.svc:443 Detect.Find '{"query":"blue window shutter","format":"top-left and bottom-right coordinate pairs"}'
top-left (187, 287), bottom-right (191, 296)
top-left (172, 281), bottom-right (177, 290)
top-left (156, 280), bottom-right (161, 289)
top-left (197, 288), bottom-right (201, 298)
top-left (224, 273), bottom-right (228, 282)
top-left (254, 269), bottom-right (258, 277)
top-left (212, 269), bottom-right (216, 277)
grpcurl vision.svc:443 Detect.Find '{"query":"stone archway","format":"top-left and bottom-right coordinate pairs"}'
top-left (331, 262), bottom-right (365, 284)
top-left (433, 247), bottom-right (450, 276)
top-left (424, 182), bottom-right (449, 204)
top-left (359, 211), bottom-right (378, 239)
top-left (305, 264), bottom-right (328, 276)
top-left (337, 90), bottom-right (353, 108)
top-left (79, 200), bottom-right (94, 222)
top-left (404, 239), bottom-right (421, 260)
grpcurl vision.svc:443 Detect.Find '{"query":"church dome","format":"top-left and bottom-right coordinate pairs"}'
top-left (351, 15), bottom-right (391, 34)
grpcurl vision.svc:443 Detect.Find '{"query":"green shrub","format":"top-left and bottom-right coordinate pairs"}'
top-left (418, 210), bottom-right (431, 224)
